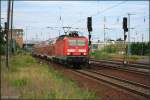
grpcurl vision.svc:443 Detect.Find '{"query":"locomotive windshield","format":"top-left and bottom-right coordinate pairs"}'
top-left (68, 40), bottom-right (76, 46)
top-left (68, 40), bottom-right (86, 46)
top-left (77, 40), bottom-right (86, 46)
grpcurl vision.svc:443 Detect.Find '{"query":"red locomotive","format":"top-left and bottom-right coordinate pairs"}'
top-left (32, 31), bottom-right (89, 68)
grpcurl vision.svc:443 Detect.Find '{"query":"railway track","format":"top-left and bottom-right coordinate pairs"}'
top-left (36, 57), bottom-right (150, 99)
top-left (90, 58), bottom-right (150, 66)
top-left (73, 69), bottom-right (150, 100)
top-left (90, 59), bottom-right (150, 69)
top-left (90, 59), bottom-right (150, 76)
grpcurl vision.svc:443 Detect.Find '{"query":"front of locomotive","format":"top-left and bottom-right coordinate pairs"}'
top-left (64, 36), bottom-right (89, 66)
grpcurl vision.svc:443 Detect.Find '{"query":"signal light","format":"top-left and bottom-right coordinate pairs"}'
top-left (4, 22), bottom-right (7, 34)
top-left (89, 34), bottom-right (91, 40)
top-left (123, 17), bottom-right (128, 32)
top-left (88, 41), bottom-right (91, 46)
top-left (87, 17), bottom-right (92, 32)
top-left (124, 34), bottom-right (127, 41)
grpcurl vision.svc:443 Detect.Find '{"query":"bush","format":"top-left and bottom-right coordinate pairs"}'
top-left (131, 42), bottom-right (150, 56)
top-left (0, 45), bottom-right (6, 55)
top-left (105, 45), bottom-right (117, 53)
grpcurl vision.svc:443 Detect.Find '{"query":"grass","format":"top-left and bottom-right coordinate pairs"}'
top-left (11, 78), bottom-right (29, 87)
top-left (1, 54), bottom-right (98, 99)
top-left (94, 51), bottom-right (111, 60)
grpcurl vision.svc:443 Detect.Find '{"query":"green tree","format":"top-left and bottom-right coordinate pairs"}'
top-left (131, 42), bottom-right (150, 56)
top-left (0, 26), bottom-right (6, 55)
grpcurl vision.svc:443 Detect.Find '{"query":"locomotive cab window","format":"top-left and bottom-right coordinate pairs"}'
top-left (68, 40), bottom-right (86, 46)
top-left (68, 40), bottom-right (76, 46)
top-left (77, 40), bottom-right (86, 46)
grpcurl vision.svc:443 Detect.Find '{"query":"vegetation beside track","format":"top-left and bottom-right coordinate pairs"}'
top-left (1, 54), bottom-right (98, 99)
top-left (90, 43), bottom-right (147, 62)
top-left (91, 50), bottom-right (143, 62)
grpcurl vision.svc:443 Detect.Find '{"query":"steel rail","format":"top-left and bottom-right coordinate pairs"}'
top-left (90, 58), bottom-right (150, 69)
top-left (91, 62), bottom-right (150, 76)
top-left (74, 70), bottom-right (150, 99)
top-left (87, 70), bottom-right (150, 89)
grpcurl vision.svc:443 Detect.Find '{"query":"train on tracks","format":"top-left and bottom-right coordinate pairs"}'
top-left (32, 31), bottom-right (89, 68)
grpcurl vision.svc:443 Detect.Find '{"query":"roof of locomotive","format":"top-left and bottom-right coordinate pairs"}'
top-left (57, 31), bottom-right (86, 41)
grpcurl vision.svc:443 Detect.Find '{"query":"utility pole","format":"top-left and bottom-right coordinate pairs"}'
top-left (128, 13), bottom-right (131, 56)
top-left (59, 7), bottom-right (62, 36)
top-left (0, 0), bottom-right (2, 67)
top-left (127, 13), bottom-right (135, 63)
top-left (0, 0), bottom-right (1, 26)
top-left (141, 33), bottom-right (144, 55)
top-left (58, 30), bottom-right (60, 36)
top-left (6, 0), bottom-right (11, 68)
top-left (104, 16), bottom-right (106, 46)
top-left (135, 31), bottom-right (138, 42)
top-left (10, 0), bottom-right (14, 55)
top-left (142, 33), bottom-right (144, 43)
top-left (25, 26), bottom-right (28, 49)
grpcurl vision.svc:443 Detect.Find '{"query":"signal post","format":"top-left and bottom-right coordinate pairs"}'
top-left (87, 17), bottom-right (92, 51)
top-left (87, 17), bottom-right (92, 64)
top-left (123, 17), bottom-right (128, 64)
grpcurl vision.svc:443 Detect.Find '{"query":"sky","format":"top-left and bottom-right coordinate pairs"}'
top-left (1, 1), bottom-right (149, 42)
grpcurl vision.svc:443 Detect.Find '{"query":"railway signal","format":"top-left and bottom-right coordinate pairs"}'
top-left (123, 17), bottom-right (128, 41)
top-left (87, 17), bottom-right (92, 32)
top-left (87, 17), bottom-right (92, 46)
top-left (122, 17), bottom-right (128, 64)
top-left (123, 17), bottom-right (128, 32)
top-left (4, 22), bottom-right (7, 43)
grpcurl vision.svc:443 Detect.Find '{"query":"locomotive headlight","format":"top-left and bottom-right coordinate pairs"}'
top-left (67, 52), bottom-right (71, 55)
top-left (83, 52), bottom-right (87, 55)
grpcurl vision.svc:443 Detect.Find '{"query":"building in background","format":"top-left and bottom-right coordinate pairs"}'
top-left (8, 29), bottom-right (24, 48)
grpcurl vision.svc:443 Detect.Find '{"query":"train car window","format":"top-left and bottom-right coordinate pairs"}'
top-left (77, 40), bottom-right (86, 46)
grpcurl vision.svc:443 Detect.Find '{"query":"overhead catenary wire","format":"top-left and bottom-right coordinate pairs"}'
top-left (69, 0), bottom-right (148, 32)
top-left (70, 1), bottom-right (127, 27)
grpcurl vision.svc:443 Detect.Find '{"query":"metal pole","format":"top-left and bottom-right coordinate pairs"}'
top-left (0, 0), bottom-right (1, 68)
top-left (127, 13), bottom-right (135, 63)
top-left (26, 26), bottom-right (27, 49)
top-left (59, 30), bottom-right (60, 36)
top-left (104, 24), bottom-right (105, 44)
top-left (123, 31), bottom-right (127, 64)
top-left (141, 33), bottom-right (144, 55)
top-left (0, 0), bottom-right (1, 26)
top-left (10, 0), bottom-right (14, 54)
top-left (6, 0), bottom-right (11, 68)
top-left (59, 7), bottom-right (61, 36)
top-left (128, 13), bottom-right (131, 57)
top-left (104, 16), bottom-right (106, 49)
